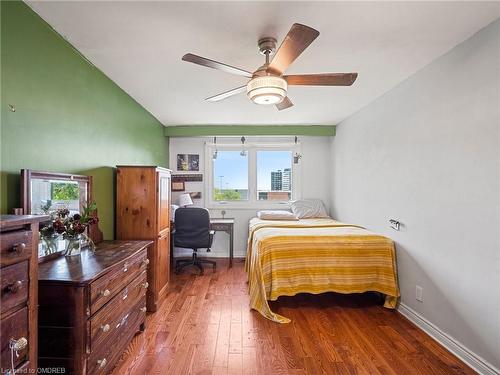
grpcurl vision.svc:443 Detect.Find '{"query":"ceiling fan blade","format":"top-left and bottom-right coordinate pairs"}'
top-left (182, 53), bottom-right (253, 78)
top-left (267, 24), bottom-right (320, 76)
top-left (205, 86), bottom-right (247, 102)
top-left (276, 97), bottom-right (294, 111)
top-left (285, 73), bottom-right (358, 86)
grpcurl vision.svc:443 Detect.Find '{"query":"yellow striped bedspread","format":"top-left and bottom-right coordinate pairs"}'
top-left (245, 218), bottom-right (399, 323)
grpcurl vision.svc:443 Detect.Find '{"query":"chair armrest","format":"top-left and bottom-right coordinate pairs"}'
top-left (208, 230), bottom-right (215, 247)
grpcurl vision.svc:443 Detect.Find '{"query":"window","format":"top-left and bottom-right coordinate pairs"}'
top-left (206, 140), bottom-right (300, 207)
top-left (212, 150), bottom-right (249, 201)
top-left (257, 151), bottom-right (292, 201)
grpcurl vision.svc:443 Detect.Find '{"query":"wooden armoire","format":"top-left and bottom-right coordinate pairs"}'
top-left (116, 166), bottom-right (171, 312)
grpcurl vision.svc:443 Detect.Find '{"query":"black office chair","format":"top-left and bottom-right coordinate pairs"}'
top-left (174, 207), bottom-right (216, 274)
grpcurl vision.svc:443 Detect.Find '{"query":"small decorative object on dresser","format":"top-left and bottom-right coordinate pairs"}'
top-left (38, 240), bottom-right (152, 374)
top-left (0, 215), bottom-right (48, 375)
top-left (116, 166), bottom-right (172, 312)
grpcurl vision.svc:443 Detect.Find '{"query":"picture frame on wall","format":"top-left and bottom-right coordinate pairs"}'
top-left (189, 192), bottom-right (202, 200)
top-left (172, 174), bottom-right (203, 182)
top-left (171, 181), bottom-right (185, 192)
top-left (177, 154), bottom-right (200, 171)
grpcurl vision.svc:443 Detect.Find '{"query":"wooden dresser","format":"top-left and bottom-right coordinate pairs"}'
top-left (1, 215), bottom-right (47, 375)
top-left (116, 166), bottom-right (171, 312)
top-left (38, 240), bottom-right (152, 374)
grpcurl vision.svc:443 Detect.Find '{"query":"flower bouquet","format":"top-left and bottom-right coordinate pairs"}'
top-left (41, 202), bottom-right (99, 256)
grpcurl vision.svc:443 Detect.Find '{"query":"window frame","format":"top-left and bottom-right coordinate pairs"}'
top-left (205, 141), bottom-right (301, 209)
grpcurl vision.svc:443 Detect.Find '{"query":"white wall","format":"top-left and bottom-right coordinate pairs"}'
top-left (169, 136), bottom-right (332, 258)
top-left (331, 20), bottom-right (499, 371)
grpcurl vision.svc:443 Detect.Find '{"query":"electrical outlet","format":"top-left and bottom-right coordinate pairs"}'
top-left (416, 285), bottom-right (423, 302)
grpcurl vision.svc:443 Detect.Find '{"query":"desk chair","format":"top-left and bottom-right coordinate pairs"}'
top-left (173, 207), bottom-right (216, 274)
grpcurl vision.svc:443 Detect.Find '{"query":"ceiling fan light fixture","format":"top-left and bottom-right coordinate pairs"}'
top-left (184, 24), bottom-right (357, 110)
top-left (246, 76), bottom-right (287, 105)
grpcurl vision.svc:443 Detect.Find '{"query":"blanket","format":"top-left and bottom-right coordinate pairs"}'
top-left (246, 218), bottom-right (399, 323)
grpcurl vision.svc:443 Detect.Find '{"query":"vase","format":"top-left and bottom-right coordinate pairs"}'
top-left (41, 234), bottom-right (60, 255)
top-left (64, 234), bottom-right (82, 257)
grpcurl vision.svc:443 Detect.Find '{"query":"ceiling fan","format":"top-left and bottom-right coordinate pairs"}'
top-left (182, 23), bottom-right (358, 111)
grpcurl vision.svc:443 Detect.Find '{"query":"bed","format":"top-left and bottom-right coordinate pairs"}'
top-left (245, 217), bottom-right (400, 323)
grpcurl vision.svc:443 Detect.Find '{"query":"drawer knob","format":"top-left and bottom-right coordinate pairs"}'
top-left (6, 280), bottom-right (22, 294)
top-left (100, 324), bottom-right (110, 333)
top-left (100, 289), bottom-right (111, 297)
top-left (97, 358), bottom-right (107, 369)
top-left (141, 281), bottom-right (149, 289)
top-left (11, 242), bottom-right (26, 254)
top-left (143, 258), bottom-right (150, 266)
top-left (9, 337), bottom-right (27, 357)
top-left (123, 262), bottom-right (129, 272)
top-left (139, 306), bottom-right (147, 313)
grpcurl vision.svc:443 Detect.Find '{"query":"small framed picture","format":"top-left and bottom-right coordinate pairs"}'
top-left (177, 154), bottom-right (199, 171)
top-left (189, 192), bottom-right (202, 200)
top-left (171, 181), bottom-right (185, 192)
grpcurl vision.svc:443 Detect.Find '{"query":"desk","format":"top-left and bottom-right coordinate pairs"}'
top-left (170, 218), bottom-right (235, 268)
top-left (210, 218), bottom-right (235, 267)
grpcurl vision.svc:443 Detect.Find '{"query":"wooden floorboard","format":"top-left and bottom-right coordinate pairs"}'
top-left (111, 259), bottom-right (475, 375)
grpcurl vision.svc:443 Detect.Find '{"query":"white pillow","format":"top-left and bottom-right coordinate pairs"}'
top-left (257, 210), bottom-right (298, 221)
top-left (290, 199), bottom-right (329, 219)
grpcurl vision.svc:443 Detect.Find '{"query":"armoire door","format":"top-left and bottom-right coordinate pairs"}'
top-left (157, 231), bottom-right (170, 297)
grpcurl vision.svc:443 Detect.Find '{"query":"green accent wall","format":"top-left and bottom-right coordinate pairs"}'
top-left (0, 1), bottom-right (168, 239)
top-left (164, 125), bottom-right (336, 137)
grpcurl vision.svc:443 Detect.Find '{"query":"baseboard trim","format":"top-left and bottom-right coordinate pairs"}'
top-left (398, 303), bottom-right (499, 375)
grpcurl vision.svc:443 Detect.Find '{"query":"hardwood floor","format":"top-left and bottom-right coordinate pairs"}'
top-left (111, 259), bottom-right (474, 375)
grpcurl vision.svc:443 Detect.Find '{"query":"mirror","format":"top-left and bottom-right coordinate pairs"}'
top-left (21, 170), bottom-right (102, 260)
top-left (30, 179), bottom-right (87, 215)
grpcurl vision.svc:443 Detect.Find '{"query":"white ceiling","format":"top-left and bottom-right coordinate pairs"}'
top-left (27, 1), bottom-right (500, 126)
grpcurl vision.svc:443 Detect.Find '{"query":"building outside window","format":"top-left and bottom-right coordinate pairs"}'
top-left (271, 170), bottom-right (282, 191)
top-left (282, 168), bottom-right (291, 191)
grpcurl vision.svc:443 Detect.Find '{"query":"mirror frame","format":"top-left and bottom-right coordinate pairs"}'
top-left (20, 169), bottom-right (103, 261)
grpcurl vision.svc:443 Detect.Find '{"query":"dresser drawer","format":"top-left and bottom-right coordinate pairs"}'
top-left (87, 300), bottom-right (146, 374)
top-left (0, 306), bottom-right (29, 371)
top-left (89, 271), bottom-right (147, 351)
top-left (0, 230), bottom-right (32, 267)
top-left (89, 251), bottom-right (148, 314)
top-left (1, 261), bottom-right (28, 313)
